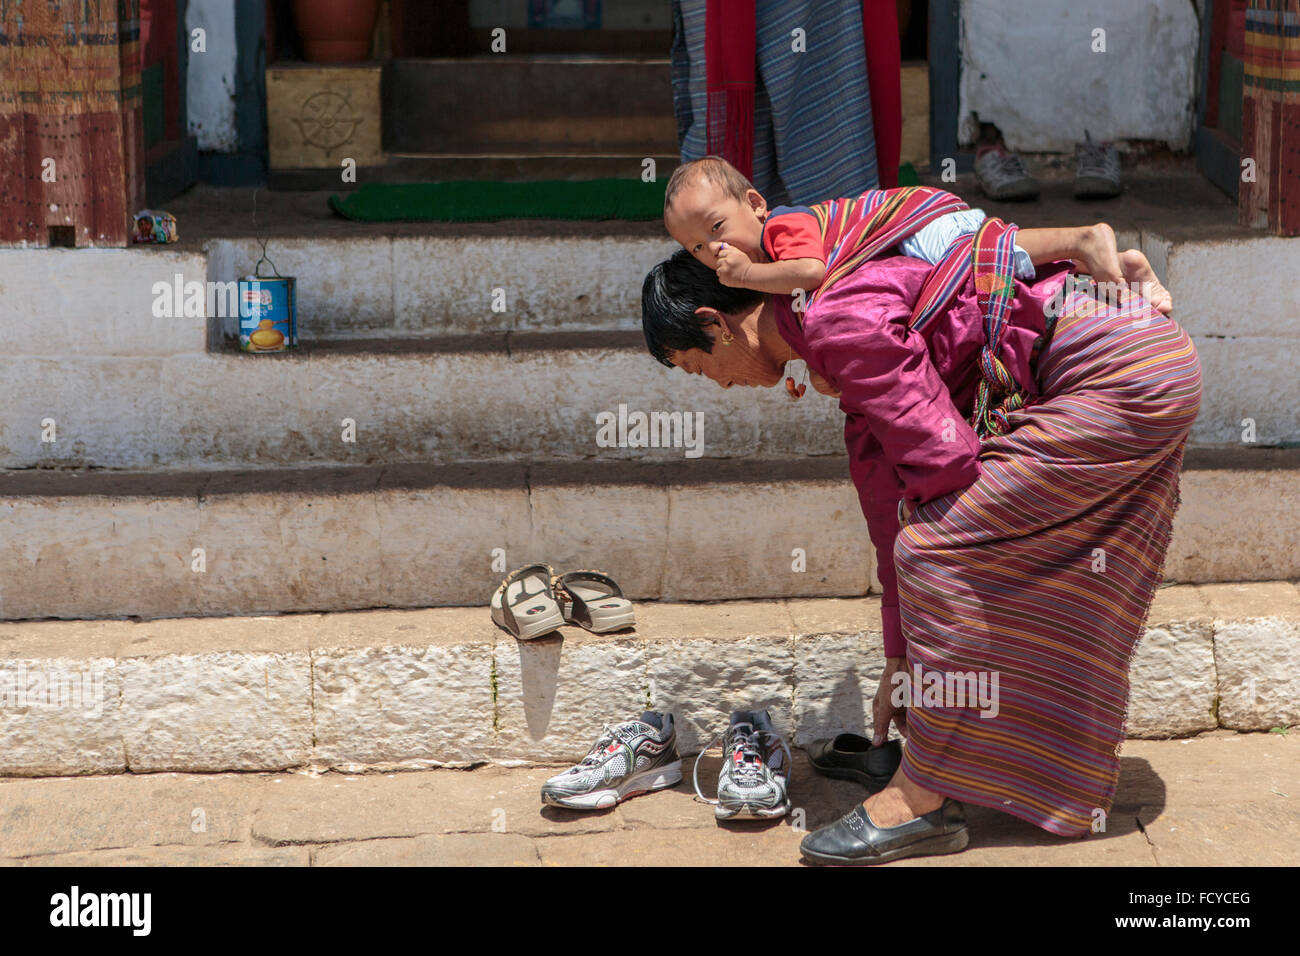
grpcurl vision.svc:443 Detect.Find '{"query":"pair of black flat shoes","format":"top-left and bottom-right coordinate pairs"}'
top-left (801, 733), bottom-right (969, 866)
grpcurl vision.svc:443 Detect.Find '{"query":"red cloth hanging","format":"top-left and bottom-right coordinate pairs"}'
top-left (705, 0), bottom-right (757, 180)
top-left (704, 0), bottom-right (901, 187)
top-left (862, 0), bottom-right (902, 187)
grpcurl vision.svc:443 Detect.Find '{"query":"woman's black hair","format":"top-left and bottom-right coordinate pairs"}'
top-left (641, 250), bottom-right (765, 368)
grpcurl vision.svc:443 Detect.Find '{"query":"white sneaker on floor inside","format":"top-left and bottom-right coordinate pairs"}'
top-left (1073, 130), bottom-right (1122, 199)
top-left (975, 145), bottom-right (1041, 202)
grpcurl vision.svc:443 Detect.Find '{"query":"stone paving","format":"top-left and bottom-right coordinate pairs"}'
top-left (0, 731), bottom-right (1294, 866)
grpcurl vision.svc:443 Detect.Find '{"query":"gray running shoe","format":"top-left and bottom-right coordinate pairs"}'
top-left (975, 145), bottom-right (1040, 201)
top-left (694, 709), bottom-right (792, 820)
top-left (1073, 130), bottom-right (1121, 199)
top-left (541, 711), bottom-right (682, 810)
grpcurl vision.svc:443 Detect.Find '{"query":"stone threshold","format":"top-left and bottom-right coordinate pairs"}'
top-left (0, 583), bottom-right (1295, 777)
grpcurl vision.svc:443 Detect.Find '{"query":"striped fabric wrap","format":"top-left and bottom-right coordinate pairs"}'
top-left (671, 0), bottom-right (880, 205)
top-left (809, 186), bottom-right (1028, 439)
top-left (1244, 0), bottom-right (1300, 100)
top-left (896, 280), bottom-right (1203, 837)
top-left (1240, 1), bottom-right (1300, 233)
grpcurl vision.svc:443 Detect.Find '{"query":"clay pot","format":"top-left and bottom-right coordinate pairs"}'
top-left (292, 0), bottom-right (380, 63)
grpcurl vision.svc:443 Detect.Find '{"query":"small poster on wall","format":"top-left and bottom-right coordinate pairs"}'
top-left (528, 0), bottom-right (602, 29)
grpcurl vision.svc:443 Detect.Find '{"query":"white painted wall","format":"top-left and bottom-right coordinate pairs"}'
top-left (186, 0), bottom-right (238, 152)
top-left (957, 0), bottom-right (1200, 151)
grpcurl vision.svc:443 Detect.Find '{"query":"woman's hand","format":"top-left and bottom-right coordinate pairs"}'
top-left (872, 656), bottom-right (909, 746)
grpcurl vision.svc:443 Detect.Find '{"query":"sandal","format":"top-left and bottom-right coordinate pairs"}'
top-left (490, 563), bottom-right (565, 640)
top-left (551, 569), bottom-right (635, 633)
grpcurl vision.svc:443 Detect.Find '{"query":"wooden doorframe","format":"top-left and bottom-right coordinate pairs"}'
top-left (1195, 0), bottom-right (1242, 200)
top-left (928, 0), bottom-right (974, 174)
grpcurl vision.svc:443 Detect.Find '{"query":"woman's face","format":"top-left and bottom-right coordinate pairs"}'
top-left (664, 308), bottom-right (786, 389)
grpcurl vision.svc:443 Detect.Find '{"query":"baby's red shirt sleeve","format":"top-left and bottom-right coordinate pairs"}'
top-left (760, 206), bottom-right (826, 263)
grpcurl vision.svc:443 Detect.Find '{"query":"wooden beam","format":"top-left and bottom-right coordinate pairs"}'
top-left (928, 0), bottom-right (972, 174)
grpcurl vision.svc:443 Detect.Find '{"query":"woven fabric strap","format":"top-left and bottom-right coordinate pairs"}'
top-left (807, 186), bottom-right (971, 311)
top-left (803, 187), bottom-right (1028, 441)
top-left (967, 217), bottom-right (1024, 438)
top-left (907, 216), bottom-right (1026, 439)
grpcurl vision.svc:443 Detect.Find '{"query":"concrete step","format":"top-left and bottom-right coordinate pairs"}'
top-left (1, 582), bottom-right (1295, 775)
top-left (2, 330), bottom-right (845, 469)
top-left (203, 232), bottom-right (677, 339)
top-left (1, 449), bottom-right (1297, 620)
top-left (6, 220), bottom-right (1297, 476)
top-left (268, 154), bottom-right (682, 190)
top-left (386, 58), bottom-right (678, 155)
top-left (4, 313), bottom-right (1295, 471)
top-left (2, 197), bottom-right (1298, 473)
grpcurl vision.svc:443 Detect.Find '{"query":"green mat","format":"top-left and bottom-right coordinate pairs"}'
top-left (329, 179), bottom-right (668, 223)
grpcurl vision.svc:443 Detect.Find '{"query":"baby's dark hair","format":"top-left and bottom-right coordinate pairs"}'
top-left (664, 156), bottom-right (754, 213)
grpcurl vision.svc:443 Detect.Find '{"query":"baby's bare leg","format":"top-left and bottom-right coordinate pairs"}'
top-left (1017, 223), bottom-right (1123, 287)
top-left (1119, 248), bottom-right (1173, 314)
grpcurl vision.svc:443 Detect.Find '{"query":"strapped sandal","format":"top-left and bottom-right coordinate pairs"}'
top-left (490, 563), bottom-right (565, 640)
top-left (551, 569), bottom-right (635, 633)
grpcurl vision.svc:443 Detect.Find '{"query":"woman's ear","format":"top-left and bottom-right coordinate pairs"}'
top-left (693, 307), bottom-right (731, 343)
top-left (693, 305), bottom-right (723, 327)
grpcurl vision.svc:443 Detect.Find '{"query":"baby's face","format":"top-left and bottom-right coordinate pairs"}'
top-left (665, 178), bottom-right (767, 269)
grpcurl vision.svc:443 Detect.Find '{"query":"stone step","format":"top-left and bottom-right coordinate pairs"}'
top-left (203, 232), bottom-right (678, 339)
top-left (268, 154), bottom-right (682, 190)
top-left (385, 58), bottom-right (678, 155)
top-left (1, 450), bottom-right (1296, 621)
top-left (1, 582), bottom-right (1295, 775)
top-left (4, 317), bottom-right (1294, 471)
top-left (3, 330), bottom-right (846, 469)
top-left (2, 208), bottom-right (1298, 473)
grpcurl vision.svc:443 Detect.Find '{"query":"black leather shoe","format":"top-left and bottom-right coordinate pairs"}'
top-left (800, 798), bottom-right (969, 866)
top-left (805, 735), bottom-right (902, 792)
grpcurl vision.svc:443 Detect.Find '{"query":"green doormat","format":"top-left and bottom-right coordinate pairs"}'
top-left (329, 179), bottom-right (668, 222)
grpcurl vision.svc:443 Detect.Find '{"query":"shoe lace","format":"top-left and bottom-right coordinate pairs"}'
top-left (691, 723), bottom-right (793, 805)
top-left (576, 719), bottom-right (654, 769)
top-left (574, 724), bottom-right (617, 768)
top-left (726, 724), bottom-right (766, 784)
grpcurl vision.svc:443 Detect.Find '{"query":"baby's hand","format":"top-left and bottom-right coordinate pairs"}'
top-left (712, 242), bottom-right (753, 288)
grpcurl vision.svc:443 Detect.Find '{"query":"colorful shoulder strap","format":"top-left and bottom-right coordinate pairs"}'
top-left (908, 217), bottom-right (1026, 438)
top-left (806, 186), bottom-right (970, 311)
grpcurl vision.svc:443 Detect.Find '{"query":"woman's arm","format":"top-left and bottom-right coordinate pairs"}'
top-left (843, 417), bottom-right (909, 657)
